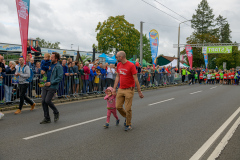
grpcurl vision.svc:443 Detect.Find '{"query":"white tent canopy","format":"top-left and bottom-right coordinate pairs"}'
top-left (160, 59), bottom-right (186, 68)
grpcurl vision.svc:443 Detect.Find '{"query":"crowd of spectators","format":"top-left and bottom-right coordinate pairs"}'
top-left (0, 53), bottom-right (181, 105)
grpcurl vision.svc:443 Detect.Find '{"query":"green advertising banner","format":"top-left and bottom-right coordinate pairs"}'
top-left (202, 46), bottom-right (232, 54)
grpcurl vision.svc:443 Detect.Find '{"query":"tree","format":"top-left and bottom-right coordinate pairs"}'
top-left (36, 37), bottom-right (60, 49)
top-left (95, 15), bottom-right (140, 59)
top-left (216, 15), bottom-right (232, 43)
top-left (187, 0), bottom-right (218, 67)
top-left (80, 55), bottom-right (92, 64)
top-left (136, 34), bottom-right (152, 62)
top-left (92, 44), bottom-right (98, 52)
top-left (191, 0), bottom-right (215, 42)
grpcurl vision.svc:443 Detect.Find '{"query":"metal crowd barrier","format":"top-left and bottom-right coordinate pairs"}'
top-left (0, 72), bottom-right (184, 106)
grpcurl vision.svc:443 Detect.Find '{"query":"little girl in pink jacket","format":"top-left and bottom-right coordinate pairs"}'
top-left (104, 87), bottom-right (119, 128)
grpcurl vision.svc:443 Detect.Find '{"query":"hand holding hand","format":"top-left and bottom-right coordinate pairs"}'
top-left (112, 88), bottom-right (116, 95)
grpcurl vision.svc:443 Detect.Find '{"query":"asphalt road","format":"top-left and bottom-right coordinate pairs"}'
top-left (1, 84), bottom-right (240, 160)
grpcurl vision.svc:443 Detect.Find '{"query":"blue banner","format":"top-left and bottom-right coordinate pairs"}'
top-left (149, 29), bottom-right (159, 65)
top-left (202, 47), bottom-right (208, 68)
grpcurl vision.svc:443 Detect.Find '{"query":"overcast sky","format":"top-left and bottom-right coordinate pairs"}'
top-left (1, 0), bottom-right (240, 57)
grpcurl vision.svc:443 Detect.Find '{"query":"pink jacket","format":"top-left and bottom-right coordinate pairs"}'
top-left (83, 66), bottom-right (90, 80)
top-left (104, 87), bottom-right (116, 109)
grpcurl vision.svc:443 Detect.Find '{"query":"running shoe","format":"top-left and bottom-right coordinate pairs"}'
top-left (104, 123), bottom-right (109, 128)
top-left (116, 119), bottom-right (120, 126)
top-left (125, 125), bottom-right (132, 131)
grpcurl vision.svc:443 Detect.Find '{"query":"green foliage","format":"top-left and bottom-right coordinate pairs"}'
top-left (215, 46), bottom-right (240, 69)
top-left (81, 55), bottom-right (91, 64)
top-left (4, 54), bottom-right (20, 64)
top-left (36, 37), bottom-right (60, 49)
top-left (95, 15), bottom-right (140, 59)
top-left (92, 44), bottom-right (98, 52)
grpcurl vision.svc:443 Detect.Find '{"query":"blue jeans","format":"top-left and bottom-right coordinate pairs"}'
top-left (4, 85), bottom-right (13, 102)
top-left (58, 80), bottom-right (64, 96)
top-left (83, 80), bottom-right (89, 93)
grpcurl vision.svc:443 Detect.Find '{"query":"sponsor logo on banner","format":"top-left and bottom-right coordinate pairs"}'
top-left (202, 47), bottom-right (207, 53)
top-left (185, 45), bottom-right (193, 69)
top-left (16, 0), bottom-right (30, 64)
top-left (149, 29), bottom-right (159, 66)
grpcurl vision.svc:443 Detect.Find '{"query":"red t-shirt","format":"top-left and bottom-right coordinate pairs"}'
top-left (228, 74), bottom-right (231, 79)
top-left (224, 74), bottom-right (227, 79)
top-left (231, 73), bottom-right (234, 79)
top-left (117, 61), bottom-right (137, 89)
top-left (200, 74), bottom-right (203, 79)
top-left (216, 74), bottom-right (220, 80)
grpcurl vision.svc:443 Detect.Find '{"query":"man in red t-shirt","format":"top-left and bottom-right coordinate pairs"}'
top-left (113, 51), bottom-right (144, 131)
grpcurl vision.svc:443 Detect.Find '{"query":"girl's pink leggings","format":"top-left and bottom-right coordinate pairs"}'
top-left (107, 109), bottom-right (118, 123)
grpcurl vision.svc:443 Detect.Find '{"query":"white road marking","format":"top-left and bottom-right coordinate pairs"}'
top-left (210, 86), bottom-right (217, 89)
top-left (190, 91), bottom-right (202, 95)
top-left (148, 98), bottom-right (175, 106)
top-left (207, 116), bottom-right (240, 160)
top-left (190, 107), bottom-right (240, 160)
top-left (23, 116), bottom-right (107, 140)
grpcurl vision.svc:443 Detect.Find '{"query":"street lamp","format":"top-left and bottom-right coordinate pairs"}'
top-left (177, 20), bottom-right (191, 70)
top-left (71, 44), bottom-right (74, 50)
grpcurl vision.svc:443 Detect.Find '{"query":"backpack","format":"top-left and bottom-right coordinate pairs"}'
top-left (19, 65), bottom-right (34, 82)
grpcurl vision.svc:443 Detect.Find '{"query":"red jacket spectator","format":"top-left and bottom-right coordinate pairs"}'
top-left (83, 65), bottom-right (90, 80)
top-left (166, 67), bottom-right (171, 74)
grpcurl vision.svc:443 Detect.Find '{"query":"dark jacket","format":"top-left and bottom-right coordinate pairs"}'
top-left (73, 65), bottom-right (79, 74)
top-left (4, 67), bottom-right (15, 86)
top-left (89, 69), bottom-right (97, 82)
top-left (28, 62), bottom-right (36, 74)
top-left (34, 46), bottom-right (41, 56)
top-left (34, 46), bottom-right (41, 52)
top-left (41, 60), bottom-right (51, 72)
top-left (100, 69), bottom-right (107, 79)
top-left (136, 66), bottom-right (141, 73)
top-left (48, 62), bottom-right (63, 90)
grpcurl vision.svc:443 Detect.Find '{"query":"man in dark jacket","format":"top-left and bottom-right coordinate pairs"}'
top-left (4, 61), bottom-right (16, 104)
top-left (34, 41), bottom-right (41, 57)
top-left (188, 68), bottom-right (195, 84)
top-left (40, 52), bottom-right (63, 124)
top-left (58, 59), bottom-right (68, 97)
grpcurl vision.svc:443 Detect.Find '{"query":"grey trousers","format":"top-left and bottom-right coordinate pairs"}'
top-left (41, 86), bottom-right (59, 119)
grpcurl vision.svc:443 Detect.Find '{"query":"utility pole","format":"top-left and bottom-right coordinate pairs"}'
top-left (92, 48), bottom-right (96, 62)
top-left (177, 20), bottom-right (192, 70)
top-left (140, 21), bottom-right (144, 66)
top-left (177, 24), bottom-right (180, 70)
